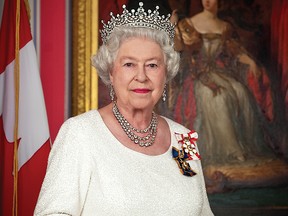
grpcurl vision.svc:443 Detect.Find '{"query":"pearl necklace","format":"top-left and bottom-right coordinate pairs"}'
top-left (112, 102), bottom-right (158, 147)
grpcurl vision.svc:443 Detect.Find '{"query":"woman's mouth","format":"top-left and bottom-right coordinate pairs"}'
top-left (133, 88), bottom-right (151, 93)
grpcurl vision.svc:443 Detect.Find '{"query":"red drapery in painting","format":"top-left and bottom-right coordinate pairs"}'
top-left (99, 0), bottom-right (128, 40)
top-left (271, 0), bottom-right (288, 119)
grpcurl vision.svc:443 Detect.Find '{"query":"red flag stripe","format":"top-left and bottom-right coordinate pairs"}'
top-left (0, 0), bottom-right (32, 74)
top-left (0, 0), bottom-right (51, 215)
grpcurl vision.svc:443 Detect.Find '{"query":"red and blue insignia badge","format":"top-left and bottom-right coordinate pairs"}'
top-left (172, 131), bottom-right (201, 177)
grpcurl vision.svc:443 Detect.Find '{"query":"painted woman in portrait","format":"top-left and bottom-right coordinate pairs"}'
top-left (170, 0), bottom-right (276, 167)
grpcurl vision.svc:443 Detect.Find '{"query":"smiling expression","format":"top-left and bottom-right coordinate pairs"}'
top-left (110, 37), bottom-right (167, 111)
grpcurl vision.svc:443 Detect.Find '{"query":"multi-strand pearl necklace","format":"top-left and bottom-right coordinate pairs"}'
top-left (112, 102), bottom-right (158, 147)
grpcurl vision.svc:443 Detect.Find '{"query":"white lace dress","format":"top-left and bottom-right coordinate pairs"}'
top-left (34, 110), bottom-right (214, 216)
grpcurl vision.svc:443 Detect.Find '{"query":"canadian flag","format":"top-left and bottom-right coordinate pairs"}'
top-left (0, 0), bottom-right (51, 215)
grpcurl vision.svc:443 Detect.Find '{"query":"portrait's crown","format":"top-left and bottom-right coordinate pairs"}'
top-left (100, 2), bottom-right (175, 44)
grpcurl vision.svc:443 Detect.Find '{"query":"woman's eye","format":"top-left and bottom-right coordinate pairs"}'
top-left (124, 63), bottom-right (133, 67)
top-left (147, 63), bottom-right (157, 68)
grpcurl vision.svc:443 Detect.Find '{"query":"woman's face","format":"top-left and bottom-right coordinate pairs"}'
top-left (202, 0), bottom-right (218, 12)
top-left (110, 37), bottom-right (166, 111)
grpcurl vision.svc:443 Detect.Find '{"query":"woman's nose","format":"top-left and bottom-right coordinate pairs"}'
top-left (134, 66), bottom-right (147, 82)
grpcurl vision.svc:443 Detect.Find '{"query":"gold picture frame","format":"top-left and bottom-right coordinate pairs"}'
top-left (72, 0), bottom-right (98, 116)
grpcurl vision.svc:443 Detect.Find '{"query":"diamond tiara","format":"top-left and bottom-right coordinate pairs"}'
top-left (100, 2), bottom-right (175, 44)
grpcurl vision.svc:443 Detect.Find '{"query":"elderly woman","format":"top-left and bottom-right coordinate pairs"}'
top-left (34, 2), bottom-right (213, 216)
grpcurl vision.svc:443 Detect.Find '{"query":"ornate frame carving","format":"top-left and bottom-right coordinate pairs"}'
top-left (72, 0), bottom-right (98, 116)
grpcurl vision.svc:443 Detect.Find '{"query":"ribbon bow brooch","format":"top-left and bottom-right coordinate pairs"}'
top-left (172, 131), bottom-right (201, 177)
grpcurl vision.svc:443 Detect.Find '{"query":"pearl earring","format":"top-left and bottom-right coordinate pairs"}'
top-left (110, 85), bottom-right (116, 101)
top-left (162, 84), bottom-right (167, 102)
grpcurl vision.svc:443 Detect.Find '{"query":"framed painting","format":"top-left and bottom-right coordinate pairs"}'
top-left (72, 0), bottom-right (288, 213)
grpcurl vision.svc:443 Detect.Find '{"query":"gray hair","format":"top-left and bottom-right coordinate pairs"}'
top-left (91, 27), bottom-right (180, 86)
